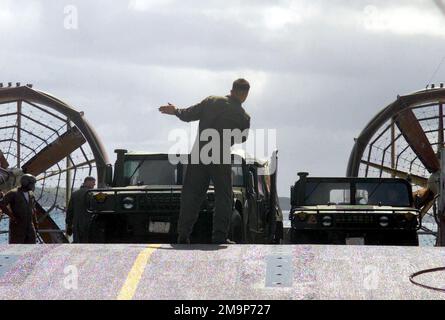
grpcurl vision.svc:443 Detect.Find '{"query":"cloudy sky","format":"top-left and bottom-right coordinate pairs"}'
top-left (1, 0), bottom-right (445, 195)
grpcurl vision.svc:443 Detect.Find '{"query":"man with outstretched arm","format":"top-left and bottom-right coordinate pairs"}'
top-left (159, 79), bottom-right (251, 244)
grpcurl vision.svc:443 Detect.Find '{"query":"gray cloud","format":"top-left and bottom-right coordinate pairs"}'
top-left (1, 0), bottom-right (445, 195)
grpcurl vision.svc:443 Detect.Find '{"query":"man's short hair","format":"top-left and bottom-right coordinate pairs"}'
top-left (232, 79), bottom-right (250, 92)
top-left (84, 176), bottom-right (96, 183)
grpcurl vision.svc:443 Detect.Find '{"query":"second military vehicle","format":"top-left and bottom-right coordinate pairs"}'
top-left (289, 173), bottom-right (420, 246)
top-left (87, 150), bottom-right (283, 244)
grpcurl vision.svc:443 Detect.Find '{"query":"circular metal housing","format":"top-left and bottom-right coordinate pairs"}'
top-left (122, 196), bottom-right (136, 210)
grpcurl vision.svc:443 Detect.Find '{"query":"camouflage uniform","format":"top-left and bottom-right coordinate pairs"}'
top-left (0, 188), bottom-right (37, 244)
top-left (175, 95), bottom-right (250, 243)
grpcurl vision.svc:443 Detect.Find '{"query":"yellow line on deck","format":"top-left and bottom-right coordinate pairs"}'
top-left (117, 244), bottom-right (161, 300)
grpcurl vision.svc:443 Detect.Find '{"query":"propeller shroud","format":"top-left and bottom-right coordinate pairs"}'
top-left (347, 86), bottom-right (445, 244)
top-left (0, 85), bottom-right (110, 243)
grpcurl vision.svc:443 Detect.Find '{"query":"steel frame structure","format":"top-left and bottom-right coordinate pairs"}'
top-left (347, 86), bottom-right (445, 245)
top-left (0, 84), bottom-right (110, 243)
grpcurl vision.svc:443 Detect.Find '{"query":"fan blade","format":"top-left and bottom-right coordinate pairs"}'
top-left (36, 159), bottom-right (95, 181)
top-left (22, 127), bottom-right (86, 176)
top-left (0, 167), bottom-right (10, 186)
top-left (0, 151), bottom-right (9, 169)
top-left (395, 109), bottom-right (440, 173)
top-left (361, 160), bottom-right (428, 187)
top-left (34, 202), bottom-right (69, 243)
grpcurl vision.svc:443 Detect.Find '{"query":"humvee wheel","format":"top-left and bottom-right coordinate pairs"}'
top-left (244, 218), bottom-right (265, 244)
top-left (271, 221), bottom-right (284, 244)
top-left (88, 216), bottom-right (107, 243)
top-left (290, 229), bottom-right (310, 244)
top-left (389, 231), bottom-right (419, 246)
top-left (244, 220), bottom-right (254, 244)
top-left (229, 209), bottom-right (243, 244)
top-left (290, 229), bottom-right (327, 244)
top-left (365, 230), bottom-right (419, 246)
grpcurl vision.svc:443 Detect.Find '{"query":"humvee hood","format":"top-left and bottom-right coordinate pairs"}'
top-left (298, 204), bottom-right (417, 212)
top-left (93, 185), bottom-right (216, 193)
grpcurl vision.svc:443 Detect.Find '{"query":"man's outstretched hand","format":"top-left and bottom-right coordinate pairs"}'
top-left (159, 103), bottom-right (177, 115)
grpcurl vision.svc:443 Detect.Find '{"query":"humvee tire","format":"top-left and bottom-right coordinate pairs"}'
top-left (290, 229), bottom-right (328, 244)
top-left (389, 231), bottom-right (419, 246)
top-left (244, 219), bottom-right (254, 244)
top-left (229, 209), bottom-right (243, 244)
top-left (366, 231), bottom-right (419, 246)
top-left (271, 221), bottom-right (284, 244)
top-left (88, 216), bottom-right (107, 243)
top-left (290, 229), bottom-right (312, 244)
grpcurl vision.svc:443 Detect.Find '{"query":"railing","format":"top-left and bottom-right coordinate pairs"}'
top-left (0, 216), bottom-right (66, 237)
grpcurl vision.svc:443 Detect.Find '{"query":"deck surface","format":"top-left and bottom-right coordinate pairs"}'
top-left (0, 244), bottom-right (444, 300)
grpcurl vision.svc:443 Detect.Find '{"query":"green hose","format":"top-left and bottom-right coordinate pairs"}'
top-left (409, 267), bottom-right (445, 292)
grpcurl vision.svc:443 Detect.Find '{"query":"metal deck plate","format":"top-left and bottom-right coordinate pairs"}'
top-left (266, 255), bottom-right (293, 287)
top-left (0, 255), bottom-right (19, 277)
top-left (0, 245), bottom-right (443, 299)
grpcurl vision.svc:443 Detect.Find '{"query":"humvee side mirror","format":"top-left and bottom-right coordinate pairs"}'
top-left (296, 172), bottom-right (309, 206)
top-left (105, 164), bottom-right (113, 187)
top-left (247, 171), bottom-right (256, 198)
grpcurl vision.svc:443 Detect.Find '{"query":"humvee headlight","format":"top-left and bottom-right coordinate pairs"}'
top-left (122, 197), bottom-right (135, 210)
top-left (297, 212), bottom-right (307, 221)
top-left (322, 216), bottom-right (333, 227)
top-left (94, 193), bottom-right (107, 203)
top-left (404, 212), bottom-right (415, 221)
top-left (379, 216), bottom-right (389, 227)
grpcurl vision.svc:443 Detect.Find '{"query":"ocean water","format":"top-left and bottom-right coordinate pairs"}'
top-left (0, 210), bottom-right (66, 243)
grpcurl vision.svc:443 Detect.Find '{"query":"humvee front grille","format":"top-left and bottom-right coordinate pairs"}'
top-left (334, 214), bottom-right (377, 228)
top-left (139, 193), bottom-right (181, 212)
top-left (88, 188), bottom-right (183, 214)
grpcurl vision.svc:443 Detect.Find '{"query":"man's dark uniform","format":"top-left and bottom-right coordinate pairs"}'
top-left (175, 95), bottom-right (250, 243)
top-left (1, 188), bottom-right (37, 244)
top-left (66, 185), bottom-right (91, 243)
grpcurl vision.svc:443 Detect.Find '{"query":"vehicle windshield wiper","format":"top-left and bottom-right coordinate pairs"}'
top-left (304, 182), bottom-right (321, 203)
top-left (128, 160), bottom-right (145, 184)
top-left (367, 182), bottom-right (384, 204)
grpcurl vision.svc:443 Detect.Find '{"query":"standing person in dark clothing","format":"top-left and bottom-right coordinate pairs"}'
top-left (159, 79), bottom-right (251, 244)
top-left (66, 176), bottom-right (96, 243)
top-left (0, 174), bottom-right (38, 244)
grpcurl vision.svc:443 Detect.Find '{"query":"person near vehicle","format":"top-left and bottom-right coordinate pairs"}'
top-left (0, 174), bottom-right (39, 244)
top-left (159, 79), bottom-right (251, 244)
top-left (66, 176), bottom-right (96, 243)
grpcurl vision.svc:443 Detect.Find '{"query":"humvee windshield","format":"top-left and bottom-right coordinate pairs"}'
top-left (304, 180), bottom-right (411, 207)
top-left (124, 160), bottom-right (179, 185)
top-left (123, 159), bottom-right (244, 187)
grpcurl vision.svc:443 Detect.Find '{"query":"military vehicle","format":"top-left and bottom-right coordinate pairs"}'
top-left (289, 173), bottom-right (420, 246)
top-left (87, 149), bottom-right (283, 244)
